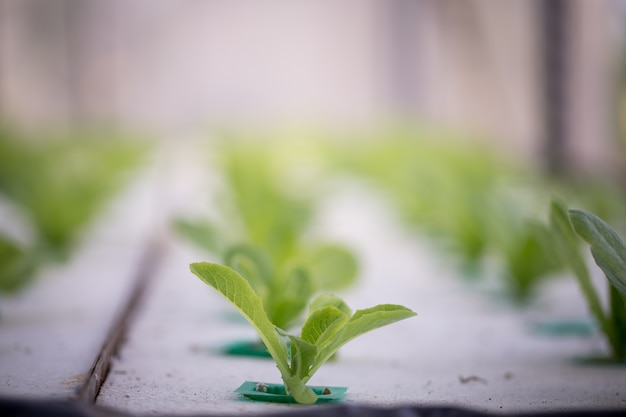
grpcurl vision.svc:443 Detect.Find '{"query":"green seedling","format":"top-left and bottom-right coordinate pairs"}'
top-left (218, 138), bottom-right (315, 265)
top-left (176, 218), bottom-right (358, 332)
top-left (0, 126), bottom-right (147, 292)
top-left (332, 126), bottom-right (515, 263)
top-left (175, 136), bottom-right (358, 330)
top-left (190, 261), bottom-right (416, 404)
top-left (175, 133), bottom-right (336, 265)
top-left (224, 243), bottom-right (357, 330)
top-left (329, 125), bottom-right (563, 301)
top-left (550, 200), bottom-right (626, 359)
top-left (331, 126), bottom-right (626, 305)
top-left (494, 216), bottom-right (564, 302)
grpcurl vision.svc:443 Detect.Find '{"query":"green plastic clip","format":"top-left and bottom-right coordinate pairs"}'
top-left (235, 381), bottom-right (347, 403)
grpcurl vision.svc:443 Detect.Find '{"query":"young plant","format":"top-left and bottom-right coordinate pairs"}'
top-left (494, 216), bottom-right (564, 301)
top-left (175, 136), bottom-right (358, 330)
top-left (329, 126), bottom-right (564, 301)
top-left (224, 243), bottom-right (357, 330)
top-left (190, 261), bottom-right (416, 404)
top-left (550, 200), bottom-right (626, 359)
top-left (0, 126), bottom-right (147, 292)
top-left (217, 138), bottom-right (315, 265)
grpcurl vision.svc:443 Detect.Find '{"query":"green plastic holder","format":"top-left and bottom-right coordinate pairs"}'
top-left (530, 318), bottom-right (596, 338)
top-left (235, 381), bottom-right (347, 403)
top-left (221, 340), bottom-right (272, 358)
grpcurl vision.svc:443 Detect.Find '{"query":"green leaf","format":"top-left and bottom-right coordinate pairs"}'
top-left (550, 201), bottom-right (591, 284)
top-left (310, 304), bottom-right (416, 378)
top-left (189, 262), bottom-right (290, 375)
top-left (301, 306), bottom-right (349, 348)
top-left (550, 201), bottom-right (606, 312)
top-left (287, 335), bottom-right (317, 380)
top-left (550, 201), bottom-right (613, 343)
top-left (308, 293), bottom-right (352, 316)
top-left (340, 304), bottom-right (417, 346)
top-left (569, 209), bottom-right (626, 303)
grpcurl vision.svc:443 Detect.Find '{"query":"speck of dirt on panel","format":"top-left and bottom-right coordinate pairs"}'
top-left (62, 373), bottom-right (86, 386)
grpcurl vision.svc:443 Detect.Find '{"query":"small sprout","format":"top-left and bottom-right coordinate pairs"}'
top-left (190, 262), bottom-right (416, 404)
top-left (255, 383), bottom-right (268, 393)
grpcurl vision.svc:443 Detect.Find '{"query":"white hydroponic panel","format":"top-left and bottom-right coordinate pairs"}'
top-left (96, 186), bottom-right (626, 414)
top-left (0, 165), bottom-right (161, 399)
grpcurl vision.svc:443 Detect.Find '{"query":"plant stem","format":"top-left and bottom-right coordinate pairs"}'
top-left (609, 284), bottom-right (626, 359)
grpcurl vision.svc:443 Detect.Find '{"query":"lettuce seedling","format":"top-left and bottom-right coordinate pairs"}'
top-left (218, 138), bottom-right (315, 265)
top-left (550, 200), bottom-right (626, 359)
top-left (224, 243), bottom-right (357, 330)
top-left (190, 261), bottom-right (416, 404)
top-left (0, 127), bottom-right (147, 297)
top-left (175, 137), bottom-right (358, 330)
top-left (0, 127), bottom-right (147, 261)
top-left (329, 127), bottom-right (566, 302)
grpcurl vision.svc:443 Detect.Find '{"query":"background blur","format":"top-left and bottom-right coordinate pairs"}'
top-left (1, 0), bottom-right (626, 176)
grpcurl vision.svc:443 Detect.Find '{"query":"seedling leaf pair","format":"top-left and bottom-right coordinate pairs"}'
top-left (190, 261), bottom-right (416, 404)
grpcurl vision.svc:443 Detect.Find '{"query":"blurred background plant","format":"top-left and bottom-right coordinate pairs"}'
top-left (325, 124), bottom-right (626, 303)
top-left (0, 125), bottom-right (148, 294)
top-left (2, 0), bottom-right (626, 314)
top-left (175, 132), bottom-right (358, 330)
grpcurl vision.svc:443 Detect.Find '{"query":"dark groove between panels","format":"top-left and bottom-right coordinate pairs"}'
top-left (75, 237), bottom-right (167, 403)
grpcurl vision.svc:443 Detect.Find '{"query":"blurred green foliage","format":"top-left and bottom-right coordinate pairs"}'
top-left (175, 133), bottom-right (358, 330)
top-left (0, 126), bottom-right (148, 293)
top-left (326, 125), bottom-right (626, 303)
top-left (223, 243), bottom-right (357, 330)
top-left (0, 236), bottom-right (37, 293)
top-left (218, 138), bottom-right (315, 265)
top-left (179, 124), bottom-right (626, 306)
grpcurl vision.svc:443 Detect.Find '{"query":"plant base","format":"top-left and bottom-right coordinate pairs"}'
top-left (235, 381), bottom-right (347, 403)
